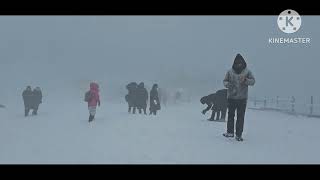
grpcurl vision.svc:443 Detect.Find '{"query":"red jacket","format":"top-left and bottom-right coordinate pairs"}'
top-left (88, 82), bottom-right (100, 107)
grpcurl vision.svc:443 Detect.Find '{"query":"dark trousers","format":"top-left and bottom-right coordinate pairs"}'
top-left (210, 110), bottom-right (218, 120)
top-left (210, 107), bottom-right (226, 120)
top-left (89, 114), bottom-right (95, 122)
top-left (227, 99), bottom-right (247, 137)
top-left (128, 106), bottom-right (133, 113)
top-left (150, 110), bottom-right (157, 115)
top-left (221, 108), bottom-right (227, 120)
top-left (25, 108), bottom-right (30, 116)
top-left (32, 106), bottom-right (39, 115)
top-left (138, 107), bottom-right (147, 114)
top-left (24, 108), bottom-right (38, 116)
top-left (25, 106), bottom-right (38, 116)
top-left (128, 101), bottom-right (136, 113)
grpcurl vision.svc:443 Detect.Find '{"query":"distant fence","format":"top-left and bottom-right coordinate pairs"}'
top-left (248, 96), bottom-right (320, 118)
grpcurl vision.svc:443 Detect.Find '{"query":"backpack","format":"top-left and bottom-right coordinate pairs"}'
top-left (125, 94), bottom-right (129, 102)
top-left (84, 91), bottom-right (92, 102)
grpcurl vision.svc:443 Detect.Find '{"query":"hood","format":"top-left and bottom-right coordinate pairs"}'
top-left (90, 82), bottom-right (99, 91)
top-left (34, 87), bottom-right (41, 91)
top-left (138, 82), bottom-right (144, 88)
top-left (26, 86), bottom-right (31, 91)
top-left (232, 53), bottom-right (247, 74)
top-left (200, 96), bottom-right (207, 104)
top-left (152, 84), bottom-right (158, 90)
top-left (127, 82), bottom-right (137, 90)
top-left (130, 82), bottom-right (137, 87)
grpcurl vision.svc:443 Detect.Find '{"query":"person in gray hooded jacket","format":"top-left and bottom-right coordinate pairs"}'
top-left (222, 53), bottom-right (255, 141)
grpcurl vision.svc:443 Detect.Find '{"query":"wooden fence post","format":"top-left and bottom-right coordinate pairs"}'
top-left (310, 96), bottom-right (313, 115)
top-left (291, 96), bottom-right (295, 113)
top-left (254, 97), bottom-right (257, 107)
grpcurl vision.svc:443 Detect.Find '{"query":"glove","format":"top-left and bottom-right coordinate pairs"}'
top-left (240, 75), bottom-right (246, 85)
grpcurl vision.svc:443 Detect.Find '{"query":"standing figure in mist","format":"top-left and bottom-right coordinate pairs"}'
top-left (149, 84), bottom-right (161, 115)
top-left (222, 53), bottom-right (255, 141)
top-left (136, 82), bottom-right (148, 115)
top-left (125, 82), bottom-right (138, 114)
top-left (174, 90), bottom-right (182, 104)
top-left (85, 82), bottom-right (101, 122)
top-left (22, 86), bottom-right (33, 117)
top-left (158, 87), bottom-right (168, 107)
top-left (31, 87), bottom-right (42, 115)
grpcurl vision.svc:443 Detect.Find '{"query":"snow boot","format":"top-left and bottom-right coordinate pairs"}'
top-left (235, 136), bottom-right (243, 141)
top-left (223, 133), bottom-right (234, 138)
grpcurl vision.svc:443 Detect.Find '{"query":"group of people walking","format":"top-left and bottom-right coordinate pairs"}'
top-left (22, 86), bottom-right (43, 116)
top-left (125, 82), bottom-right (161, 115)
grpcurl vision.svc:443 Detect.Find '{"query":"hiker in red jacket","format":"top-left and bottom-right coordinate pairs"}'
top-left (85, 82), bottom-right (101, 122)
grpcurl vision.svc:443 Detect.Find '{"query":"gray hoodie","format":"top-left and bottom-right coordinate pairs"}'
top-left (223, 54), bottom-right (255, 100)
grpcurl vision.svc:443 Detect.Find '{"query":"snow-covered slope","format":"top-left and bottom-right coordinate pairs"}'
top-left (1, 97), bottom-right (320, 164)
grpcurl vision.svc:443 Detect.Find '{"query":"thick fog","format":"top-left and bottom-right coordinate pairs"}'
top-left (0, 16), bottom-right (319, 105)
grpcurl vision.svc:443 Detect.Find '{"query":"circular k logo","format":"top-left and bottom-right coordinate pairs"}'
top-left (277, 9), bottom-right (302, 34)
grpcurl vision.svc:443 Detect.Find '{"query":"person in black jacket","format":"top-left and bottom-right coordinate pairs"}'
top-left (136, 82), bottom-right (148, 115)
top-left (222, 53), bottom-right (255, 141)
top-left (126, 82), bottom-right (138, 114)
top-left (200, 89), bottom-right (228, 121)
top-left (149, 84), bottom-right (160, 115)
top-left (31, 87), bottom-right (42, 115)
top-left (214, 89), bottom-right (228, 121)
top-left (200, 93), bottom-right (218, 121)
top-left (22, 86), bottom-right (33, 116)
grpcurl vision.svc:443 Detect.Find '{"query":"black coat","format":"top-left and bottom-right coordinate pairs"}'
top-left (201, 90), bottom-right (227, 112)
top-left (22, 89), bottom-right (33, 108)
top-left (149, 88), bottom-right (160, 111)
top-left (136, 84), bottom-right (148, 108)
top-left (215, 89), bottom-right (227, 109)
top-left (32, 90), bottom-right (42, 108)
top-left (126, 82), bottom-right (138, 106)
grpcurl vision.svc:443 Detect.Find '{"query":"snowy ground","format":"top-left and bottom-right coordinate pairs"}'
top-left (1, 96), bottom-right (320, 164)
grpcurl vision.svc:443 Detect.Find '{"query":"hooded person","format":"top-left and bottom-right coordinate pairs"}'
top-left (149, 84), bottom-right (160, 115)
top-left (86, 82), bottom-right (101, 122)
top-left (126, 82), bottom-right (138, 114)
top-left (22, 86), bottom-right (33, 116)
top-left (31, 86), bottom-right (42, 115)
top-left (222, 53), bottom-right (255, 141)
top-left (136, 82), bottom-right (148, 115)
